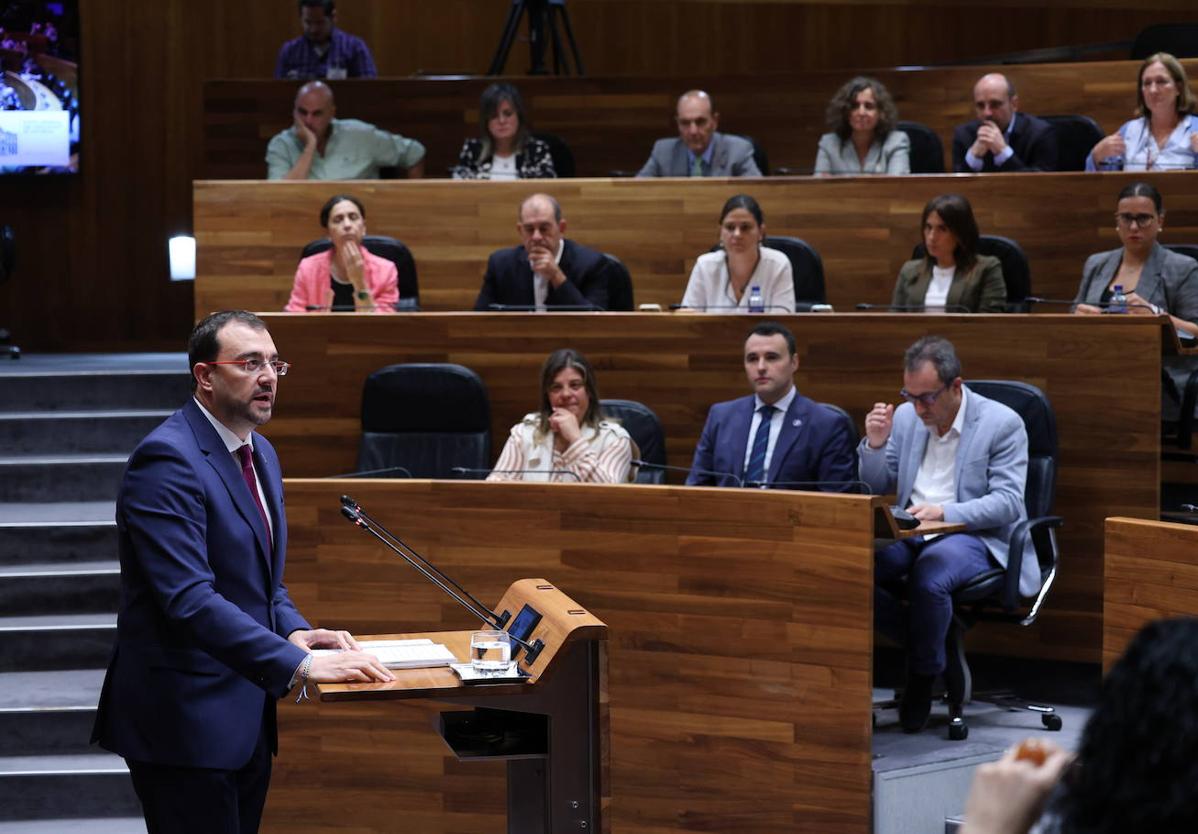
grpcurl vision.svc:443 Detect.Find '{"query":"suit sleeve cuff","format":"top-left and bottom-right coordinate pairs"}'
top-left (964, 151), bottom-right (984, 172)
top-left (993, 146), bottom-right (1014, 167)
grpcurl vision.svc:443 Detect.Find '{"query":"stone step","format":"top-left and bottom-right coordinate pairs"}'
top-left (0, 411), bottom-right (168, 455)
top-left (0, 369), bottom-right (189, 414)
top-left (0, 456), bottom-right (127, 503)
top-left (0, 513), bottom-right (117, 568)
top-left (0, 669), bottom-right (104, 758)
top-left (0, 754), bottom-right (139, 821)
top-left (0, 561), bottom-right (120, 616)
top-left (0, 818), bottom-right (146, 833)
top-left (0, 614), bottom-right (115, 673)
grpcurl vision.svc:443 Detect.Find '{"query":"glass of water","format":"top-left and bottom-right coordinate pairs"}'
top-left (470, 630), bottom-right (512, 673)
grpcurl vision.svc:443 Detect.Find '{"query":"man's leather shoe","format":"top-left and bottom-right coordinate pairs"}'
top-left (900, 673), bottom-right (935, 733)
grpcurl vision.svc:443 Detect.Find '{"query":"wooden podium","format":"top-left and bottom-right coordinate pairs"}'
top-left (316, 578), bottom-right (608, 834)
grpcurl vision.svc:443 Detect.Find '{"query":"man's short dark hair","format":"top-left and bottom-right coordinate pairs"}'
top-left (746, 321), bottom-right (796, 356)
top-left (299, 0), bottom-right (335, 13)
top-left (188, 311), bottom-right (269, 390)
top-left (904, 336), bottom-right (961, 385)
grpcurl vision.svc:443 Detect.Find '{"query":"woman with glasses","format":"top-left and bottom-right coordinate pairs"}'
top-left (285, 194), bottom-right (398, 313)
top-left (814, 76), bottom-right (910, 175)
top-left (451, 82), bottom-right (556, 180)
top-left (1087, 52), bottom-right (1198, 171)
top-left (487, 349), bottom-right (632, 483)
top-left (891, 194), bottom-right (1006, 313)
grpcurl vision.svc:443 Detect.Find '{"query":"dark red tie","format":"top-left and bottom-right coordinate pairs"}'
top-left (236, 444), bottom-right (272, 555)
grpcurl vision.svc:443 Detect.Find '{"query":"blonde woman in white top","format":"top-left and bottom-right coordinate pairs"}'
top-left (488, 349), bottom-right (633, 483)
top-left (681, 194), bottom-right (796, 313)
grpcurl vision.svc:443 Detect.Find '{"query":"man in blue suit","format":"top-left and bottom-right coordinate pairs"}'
top-left (687, 322), bottom-right (856, 490)
top-left (860, 336), bottom-right (1034, 733)
top-left (92, 310), bottom-right (393, 833)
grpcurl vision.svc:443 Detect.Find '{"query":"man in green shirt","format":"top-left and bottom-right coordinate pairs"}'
top-left (266, 81), bottom-right (425, 180)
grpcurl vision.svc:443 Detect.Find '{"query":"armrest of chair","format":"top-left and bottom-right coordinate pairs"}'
top-left (1003, 515), bottom-right (1063, 613)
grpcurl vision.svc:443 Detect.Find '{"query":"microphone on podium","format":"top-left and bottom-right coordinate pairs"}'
top-left (854, 302), bottom-right (971, 313)
top-left (743, 478), bottom-right (874, 493)
top-left (487, 303), bottom-right (603, 312)
top-left (630, 459), bottom-right (744, 487)
top-left (328, 465), bottom-right (413, 479)
top-left (450, 466), bottom-right (582, 482)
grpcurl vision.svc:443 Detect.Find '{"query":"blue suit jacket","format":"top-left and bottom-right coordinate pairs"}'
top-left (857, 386), bottom-right (1039, 597)
top-left (686, 391), bottom-right (856, 490)
top-left (92, 399), bottom-right (309, 769)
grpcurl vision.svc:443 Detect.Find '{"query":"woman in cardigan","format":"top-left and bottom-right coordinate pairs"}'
top-left (451, 82), bottom-right (556, 180)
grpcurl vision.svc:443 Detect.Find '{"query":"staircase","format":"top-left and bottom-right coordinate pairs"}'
top-left (0, 354), bottom-right (191, 832)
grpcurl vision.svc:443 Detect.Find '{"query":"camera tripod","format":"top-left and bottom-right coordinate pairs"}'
top-left (488, 0), bottom-right (584, 76)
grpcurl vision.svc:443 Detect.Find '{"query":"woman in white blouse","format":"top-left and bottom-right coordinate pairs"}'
top-left (1087, 52), bottom-right (1198, 172)
top-left (680, 195), bottom-right (795, 313)
top-left (814, 76), bottom-right (910, 176)
top-left (488, 349), bottom-right (632, 484)
top-left (891, 194), bottom-right (1006, 313)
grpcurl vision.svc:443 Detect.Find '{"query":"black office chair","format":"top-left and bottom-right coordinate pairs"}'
top-left (1160, 244), bottom-right (1198, 451)
top-left (737, 134), bottom-right (770, 176)
top-left (356, 364), bottom-right (491, 479)
top-left (1041, 115), bottom-right (1104, 172)
top-left (820, 402), bottom-right (861, 491)
top-left (910, 234), bottom-right (1031, 312)
top-left (602, 253), bottom-right (635, 311)
top-left (941, 380), bottom-right (1063, 740)
top-left (600, 399), bottom-right (666, 484)
top-left (532, 131), bottom-right (575, 178)
top-left (1131, 23), bottom-right (1198, 59)
top-left (0, 224), bottom-right (18, 358)
top-left (897, 121), bottom-right (945, 174)
top-left (765, 236), bottom-right (826, 308)
top-left (301, 235), bottom-right (421, 311)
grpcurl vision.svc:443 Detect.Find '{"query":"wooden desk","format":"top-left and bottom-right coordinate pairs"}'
top-left (255, 311), bottom-right (1162, 663)
top-left (872, 496), bottom-right (967, 539)
top-left (202, 60), bottom-right (1198, 179)
top-left (1103, 516), bottom-right (1198, 673)
top-left (267, 479), bottom-right (876, 834)
top-left (193, 171), bottom-right (1198, 315)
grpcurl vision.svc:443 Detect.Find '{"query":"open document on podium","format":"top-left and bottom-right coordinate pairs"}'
top-left (313, 639), bottom-right (456, 669)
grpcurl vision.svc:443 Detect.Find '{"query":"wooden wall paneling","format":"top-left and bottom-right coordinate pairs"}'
top-left (193, 172), bottom-right (1198, 315)
top-left (1102, 517), bottom-right (1198, 673)
top-left (249, 312), bottom-right (1164, 663)
top-left (201, 60), bottom-right (1198, 179)
top-left (264, 479), bottom-right (877, 834)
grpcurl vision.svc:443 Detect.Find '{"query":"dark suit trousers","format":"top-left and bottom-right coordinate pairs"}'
top-left (126, 697), bottom-right (273, 834)
top-left (874, 534), bottom-right (994, 675)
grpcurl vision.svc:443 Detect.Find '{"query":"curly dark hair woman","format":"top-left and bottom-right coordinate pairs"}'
top-left (814, 76), bottom-right (909, 175)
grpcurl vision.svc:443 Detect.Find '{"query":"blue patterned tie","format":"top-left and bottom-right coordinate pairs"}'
top-left (744, 405), bottom-right (775, 487)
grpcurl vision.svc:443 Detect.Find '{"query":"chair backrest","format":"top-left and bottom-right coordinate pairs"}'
top-left (736, 134), bottom-right (770, 176)
top-left (896, 121), bottom-right (945, 174)
top-left (764, 236), bottom-right (826, 304)
top-left (300, 235), bottom-right (420, 311)
top-left (600, 398), bottom-right (666, 484)
top-left (819, 402), bottom-right (861, 491)
top-left (0, 225), bottom-right (13, 284)
top-left (1165, 243), bottom-right (1198, 264)
top-left (532, 131), bottom-right (575, 178)
top-left (909, 234), bottom-right (1031, 309)
top-left (965, 381), bottom-right (1058, 522)
top-left (1040, 114), bottom-right (1104, 172)
top-left (602, 253), bottom-right (635, 311)
top-left (1131, 23), bottom-right (1198, 59)
top-left (357, 363), bottom-right (490, 478)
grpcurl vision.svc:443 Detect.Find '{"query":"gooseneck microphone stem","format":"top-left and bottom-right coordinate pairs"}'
top-left (630, 458), bottom-right (744, 487)
top-left (339, 495), bottom-right (518, 637)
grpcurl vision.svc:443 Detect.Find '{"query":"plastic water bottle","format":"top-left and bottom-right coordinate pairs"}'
top-left (748, 285), bottom-right (764, 313)
top-left (1109, 284), bottom-right (1128, 314)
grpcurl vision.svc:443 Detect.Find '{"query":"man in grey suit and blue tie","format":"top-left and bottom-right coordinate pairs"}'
top-left (686, 322), bottom-right (855, 489)
top-left (637, 90), bottom-right (762, 178)
top-left (860, 336), bottom-right (1035, 733)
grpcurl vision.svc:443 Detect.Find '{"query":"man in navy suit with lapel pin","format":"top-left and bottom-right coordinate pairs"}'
top-left (686, 322), bottom-right (856, 490)
top-left (93, 310), bottom-right (393, 834)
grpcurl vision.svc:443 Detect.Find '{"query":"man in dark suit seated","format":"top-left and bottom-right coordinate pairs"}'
top-left (92, 311), bottom-right (393, 833)
top-left (686, 322), bottom-right (856, 490)
top-left (636, 90), bottom-right (762, 178)
top-left (474, 193), bottom-right (612, 311)
top-left (951, 73), bottom-right (1058, 173)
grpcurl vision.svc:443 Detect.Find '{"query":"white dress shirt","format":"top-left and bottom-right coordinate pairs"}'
top-left (489, 153), bottom-right (518, 181)
top-left (924, 264), bottom-right (956, 310)
top-left (532, 238), bottom-right (566, 311)
top-left (193, 397), bottom-right (273, 541)
top-left (964, 112), bottom-right (1018, 171)
top-left (741, 385), bottom-right (798, 477)
top-left (909, 386), bottom-right (968, 513)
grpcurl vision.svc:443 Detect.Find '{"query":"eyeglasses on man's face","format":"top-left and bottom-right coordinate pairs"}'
top-left (205, 359), bottom-right (291, 376)
top-left (899, 384), bottom-right (948, 407)
top-left (1115, 212), bottom-right (1157, 229)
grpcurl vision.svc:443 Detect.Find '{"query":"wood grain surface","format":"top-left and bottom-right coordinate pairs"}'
top-left (265, 479), bottom-right (876, 834)
top-left (249, 311), bottom-right (1165, 663)
top-left (193, 171), bottom-right (1198, 315)
top-left (202, 59), bottom-right (1198, 179)
top-left (1102, 516), bottom-right (1198, 673)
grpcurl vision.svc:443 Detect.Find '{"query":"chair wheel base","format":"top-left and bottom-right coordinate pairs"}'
top-left (1041, 713), bottom-right (1063, 731)
top-left (948, 718), bottom-right (968, 741)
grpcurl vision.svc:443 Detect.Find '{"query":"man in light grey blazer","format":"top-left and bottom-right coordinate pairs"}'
top-left (636, 90), bottom-right (761, 177)
top-left (860, 336), bottom-right (1034, 733)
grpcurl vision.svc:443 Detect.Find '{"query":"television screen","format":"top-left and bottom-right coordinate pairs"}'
top-left (0, 0), bottom-right (79, 175)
